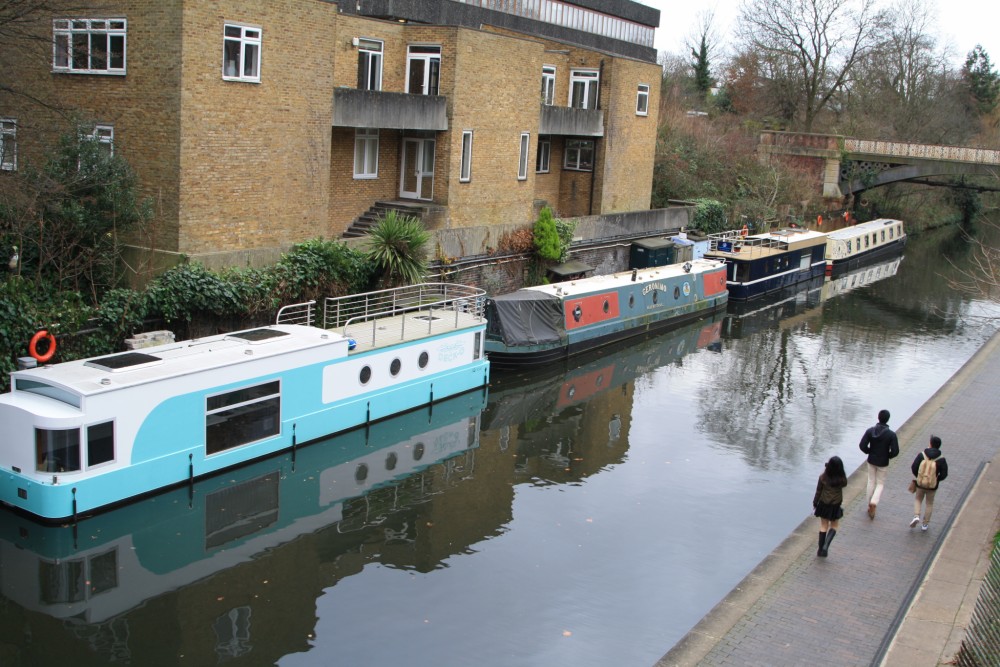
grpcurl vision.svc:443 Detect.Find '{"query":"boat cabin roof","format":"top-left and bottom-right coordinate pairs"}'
top-left (7, 324), bottom-right (347, 399)
top-left (516, 258), bottom-right (725, 300)
top-left (705, 228), bottom-right (828, 260)
top-left (825, 219), bottom-right (904, 240)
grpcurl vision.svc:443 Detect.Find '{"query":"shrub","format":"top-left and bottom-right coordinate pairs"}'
top-left (533, 207), bottom-right (562, 261)
top-left (365, 210), bottom-right (429, 287)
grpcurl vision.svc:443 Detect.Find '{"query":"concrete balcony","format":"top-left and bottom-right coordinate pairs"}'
top-left (539, 105), bottom-right (604, 137)
top-left (333, 88), bottom-right (448, 131)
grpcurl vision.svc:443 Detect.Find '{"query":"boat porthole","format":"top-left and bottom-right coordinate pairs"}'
top-left (390, 358), bottom-right (402, 376)
top-left (652, 291), bottom-right (658, 304)
top-left (359, 365), bottom-right (372, 385)
top-left (573, 305), bottom-right (582, 321)
top-left (629, 295), bottom-right (635, 308)
top-left (355, 463), bottom-right (369, 482)
top-left (567, 385), bottom-right (576, 398)
top-left (603, 300), bottom-right (610, 313)
top-left (418, 351), bottom-right (429, 369)
top-left (673, 286), bottom-right (680, 299)
top-left (385, 452), bottom-right (398, 470)
top-left (413, 443), bottom-right (425, 461)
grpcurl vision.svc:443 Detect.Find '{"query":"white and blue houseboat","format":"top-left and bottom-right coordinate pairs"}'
top-left (824, 218), bottom-right (906, 275)
top-left (704, 228), bottom-right (829, 301)
top-left (0, 283), bottom-right (489, 521)
top-left (484, 259), bottom-right (729, 370)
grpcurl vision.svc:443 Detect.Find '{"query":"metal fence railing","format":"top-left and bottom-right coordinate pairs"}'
top-left (956, 545), bottom-right (1000, 666)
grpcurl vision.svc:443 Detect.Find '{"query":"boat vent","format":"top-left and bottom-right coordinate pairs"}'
top-left (227, 328), bottom-right (290, 343)
top-left (85, 352), bottom-right (163, 372)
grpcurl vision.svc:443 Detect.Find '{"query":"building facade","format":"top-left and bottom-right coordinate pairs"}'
top-left (1, 0), bottom-right (661, 268)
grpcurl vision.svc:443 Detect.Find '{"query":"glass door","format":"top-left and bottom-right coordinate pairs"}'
top-left (400, 138), bottom-right (435, 200)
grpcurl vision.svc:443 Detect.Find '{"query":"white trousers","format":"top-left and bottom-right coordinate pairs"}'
top-left (866, 463), bottom-right (888, 506)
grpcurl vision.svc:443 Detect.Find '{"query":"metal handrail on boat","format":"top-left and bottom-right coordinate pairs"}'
top-left (707, 228), bottom-right (809, 253)
top-left (275, 300), bottom-right (316, 326)
top-left (322, 283), bottom-right (486, 347)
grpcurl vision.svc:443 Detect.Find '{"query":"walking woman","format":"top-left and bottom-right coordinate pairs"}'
top-left (813, 456), bottom-right (848, 557)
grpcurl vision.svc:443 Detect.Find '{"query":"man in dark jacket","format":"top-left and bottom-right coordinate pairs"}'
top-left (859, 409), bottom-right (900, 519)
top-left (909, 435), bottom-right (948, 531)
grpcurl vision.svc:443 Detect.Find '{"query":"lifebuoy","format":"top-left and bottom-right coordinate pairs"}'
top-left (29, 330), bottom-right (57, 363)
top-left (817, 215), bottom-right (823, 226)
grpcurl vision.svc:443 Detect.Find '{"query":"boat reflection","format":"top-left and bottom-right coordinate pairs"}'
top-left (820, 253), bottom-right (903, 301)
top-left (0, 390), bottom-right (486, 626)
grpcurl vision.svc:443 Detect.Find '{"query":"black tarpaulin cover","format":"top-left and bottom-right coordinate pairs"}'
top-left (486, 290), bottom-right (565, 347)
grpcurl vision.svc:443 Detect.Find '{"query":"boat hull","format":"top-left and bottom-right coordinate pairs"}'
top-left (827, 239), bottom-right (906, 277)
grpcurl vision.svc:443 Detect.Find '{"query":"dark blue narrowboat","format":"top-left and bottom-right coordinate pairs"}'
top-left (704, 228), bottom-right (829, 301)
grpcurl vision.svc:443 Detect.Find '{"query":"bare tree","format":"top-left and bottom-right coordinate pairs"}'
top-left (736, 0), bottom-right (884, 132)
top-left (0, 1), bottom-right (83, 106)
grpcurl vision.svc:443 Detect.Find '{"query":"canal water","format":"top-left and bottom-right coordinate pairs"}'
top-left (1, 224), bottom-right (998, 667)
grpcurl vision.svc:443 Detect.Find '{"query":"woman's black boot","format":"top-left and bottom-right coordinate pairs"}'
top-left (818, 531), bottom-right (827, 557)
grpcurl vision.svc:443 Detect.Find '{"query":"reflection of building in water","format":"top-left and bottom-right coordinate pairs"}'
top-left (481, 315), bottom-right (723, 484)
top-left (0, 391), bottom-right (487, 665)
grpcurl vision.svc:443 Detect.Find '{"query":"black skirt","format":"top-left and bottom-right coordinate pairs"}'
top-left (814, 502), bottom-right (844, 520)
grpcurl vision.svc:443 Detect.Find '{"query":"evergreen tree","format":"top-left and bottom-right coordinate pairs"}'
top-left (962, 45), bottom-right (1000, 116)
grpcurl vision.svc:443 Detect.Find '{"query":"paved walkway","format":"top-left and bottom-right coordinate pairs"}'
top-left (657, 330), bottom-right (1000, 667)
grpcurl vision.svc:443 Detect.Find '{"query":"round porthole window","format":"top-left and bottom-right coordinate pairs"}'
top-left (385, 452), bottom-right (398, 471)
top-left (652, 291), bottom-right (658, 304)
top-left (418, 351), bottom-right (429, 368)
top-left (674, 286), bottom-right (681, 299)
top-left (573, 305), bottom-right (583, 321)
top-left (629, 295), bottom-right (635, 308)
top-left (359, 365), bottom-right (372, 385)
top-left (603, 300), bottom-right (610, 313)
top-left (390, 358), bottom-right (401, 376)
top-left (355, 463), bottom-right (369, 482)
top-left (413, 443), bottom-right (425, 461)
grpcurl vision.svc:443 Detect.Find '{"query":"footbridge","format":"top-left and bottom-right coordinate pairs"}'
top-left (758, 131), bottom-right (1000, 201)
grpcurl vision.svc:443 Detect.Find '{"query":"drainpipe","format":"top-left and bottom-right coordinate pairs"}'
top-left (588, 59), bottom-right (605, 216)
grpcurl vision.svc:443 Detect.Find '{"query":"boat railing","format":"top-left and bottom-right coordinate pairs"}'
top-left (707, 230), bottom-right (789, 253)
top-left (322, 283), bottom-right (487, 345)
top-left (275, 301), bottom-right (316, 326)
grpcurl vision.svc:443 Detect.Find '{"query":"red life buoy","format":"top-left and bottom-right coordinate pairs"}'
top-left (29, 330), bottom-right (57, 363)
top-left (817, 215), bottom-right (823, 226)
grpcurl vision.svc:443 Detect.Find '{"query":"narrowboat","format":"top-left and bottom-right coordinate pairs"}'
top-left (704, 228), bottom-right (829, 301)
top-left (824, 218), bottom-right (906, 275)
top-left (0, 390), bottom-right (484, 625)
top-left (483, 259), bottom-right (729, 370)
top-left (0, 283), bottom-right (489, 521)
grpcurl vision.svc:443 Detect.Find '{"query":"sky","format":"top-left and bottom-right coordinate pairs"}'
top-left (644, 0), bottom-right (1000, 67)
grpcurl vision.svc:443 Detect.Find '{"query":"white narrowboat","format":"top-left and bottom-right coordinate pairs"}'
top-left (0, 283), bottom-right (489, 521)
top-left (824, 218), bottom-right (906, 275)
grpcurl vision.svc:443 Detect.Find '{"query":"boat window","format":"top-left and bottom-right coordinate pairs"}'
top-left (889, 227), bottom-right (894, 239)
top-left (673, 286), bottom-right (680, 299)
top-left (87, 421), bottom-right (115, 467)
top-left (360, 365), bottom-right (372, 384)
top-left (205, 380), bottom-right (280, 455)
top-left (355, 463), bottom-right (368, 482)
top-left (413, 442), bottom-right (425, 460)
top-left (474, 332), bottom-right (482, 360)
top-left (15, 379), bottom-right (81, 408)
top-left (847, 240), bottom-right (852, 253)
top-left (35, 427), bottom-right (81, 472)
top-left (603, 300), bottom-right (610, 313)
top-left (629, 295), bottom-right (635, 308)
top-left (418, 351), bottom-right (429, 368)
top-left (735, 263), bottom-right (750, 282)
top-left (85, 351), bottom-right (161, 372)
top-left (881, 230), bottom-right (886, 242)
top-left (227, 328), bottom-right (289, 343)
top-left (390, 358), bottom-right (401, 376)
top-left (651, 291), bottom-right (658, 304)
top-left (386, 452), bottom-right (398, 470)
top-left (865, 235), bottom-right (870, 248)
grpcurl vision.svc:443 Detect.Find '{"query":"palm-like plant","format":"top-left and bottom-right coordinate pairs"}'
top-left (365, 210), bottom-right (430, 286)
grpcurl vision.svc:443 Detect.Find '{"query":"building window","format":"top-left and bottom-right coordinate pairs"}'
top-left (570, 69), bottom-right (599, 109)
top-left (565, 139), bottom-right (594, 171)
top-left (407, 45), bottom-right (441, 95)
top-left (541, 66), bottom-right (556, 105)
top-left (518, 132), bottom-right (530, 180)
top-left (0, 119), bottom-right (15, 171)
top-left (636, 83), bottom-right (649, 115)
top-left (357, 38), bottom-right (383, 91)
top-left (85, 125), bottom-right (114, 156)
top-left (223, 24), bottom-right (261, 82)
top-left (536, 137), bottom-right (551, 173)
top-left (206, 380), bottom-right (281, 455)
top-left (53, 19), bottom-right (126, 75)
top-left (354, 128), bottom-right (379, 178)
top-left (460, 130), bottom-right (473, 182)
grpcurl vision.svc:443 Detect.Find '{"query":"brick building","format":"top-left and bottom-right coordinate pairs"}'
top-left (1, 0), bottom-right (662, 269)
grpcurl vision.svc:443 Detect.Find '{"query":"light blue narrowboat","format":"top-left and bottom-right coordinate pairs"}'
top-left (0, 389), bottom-right (485, 624)
top-left (0, 283), bottom-right (489, 521)
top-left (824, 218), bottom-right (906, 276)
top-left (704, 228), bottom-right (829, 301)
top-left (483, 258), bottom-right (729, 370)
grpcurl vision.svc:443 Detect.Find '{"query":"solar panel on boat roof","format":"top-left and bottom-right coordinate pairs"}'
top-left (228, 328), bottom-right (290, 342)
top-left (86, 352), bottom-right (161, 371)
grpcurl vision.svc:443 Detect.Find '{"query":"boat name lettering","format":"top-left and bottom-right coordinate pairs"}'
top-left (438, 341), bottom-right (465, 363)
top-left (641, 282), bottom-right (668, 295)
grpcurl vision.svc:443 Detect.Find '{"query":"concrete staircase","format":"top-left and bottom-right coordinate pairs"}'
top-left (341, 201), bottom-right (426, 239)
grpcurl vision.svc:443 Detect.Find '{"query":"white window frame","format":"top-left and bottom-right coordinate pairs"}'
top-left (569, 69), bottom-right (599, 109)
top-left (357, 38), bottom-right (383, 91)
top-left (353, 128), bottom-right (379, 179)
top-left (536, 137), bottom-right (550, 173)
top-left (636, 83), bottom-right (649, 116)
top-left (53, 19), bottom-right (127, 75)
top-left (564, 139), bottom-right (594, 171)
top-left (87, 125), bottom-right (114, 156)
top-left (460, 130), bottom-right (473, 183)
top-left (223, 23), bottom-right (261, 83)
top-left (541, 66), bottom-right (556, 105)
top-left (518, 132), bottom-right (530, 180)
top-left (0, 119), bottom-right (16, 171)
top-left (406, 45), bottom-right (441, 95)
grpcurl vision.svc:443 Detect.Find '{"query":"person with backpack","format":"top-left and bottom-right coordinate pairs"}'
top-left (859, 409), bottom-right (900, 520)
top-left (910, 435), bottom-right (948, 531)
top-left (813, 455), bottom-right (848, 557)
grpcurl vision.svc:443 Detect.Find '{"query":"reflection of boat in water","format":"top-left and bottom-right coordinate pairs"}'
top-left (821, 253), bottom-right (903, 301)
top-left (484, 314), bottom-right (722, 429)
top-left (0, 283), bottom-right (489, 521)
top-left (484, 260), bottom-right (727, 369)
top-left (0, 390), bottom-right (485, 624)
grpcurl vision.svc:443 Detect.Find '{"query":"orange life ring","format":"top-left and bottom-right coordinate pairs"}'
top-left (29, 330), bottom-right (57, 363)
top-left (817, 215), bottom-right (823, 226)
